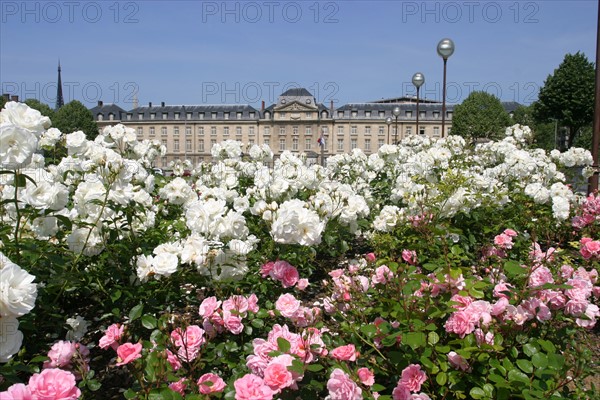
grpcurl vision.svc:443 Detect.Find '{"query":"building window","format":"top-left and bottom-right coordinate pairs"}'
top-left (378, 126), bottom-right (385, 135)
top-left (447, 111), bottom-right (453, 119)
top-left (365, 126), bottom-right (371, 134)
top-left (150, 113), bottom-right (156, 120)
top-left (322, 126), bottom-right (329, 134)
top-left (351, 111), bottom-right (358, 117)
top-left (378, 139), bottom-right (384, 148)
top-left (138, 113), bottom-right (144, 120)
top-left (305, 112), bottom-right (311, 118)
top-left (279, 126), bottom-right (286, 135)
top-left (211, 139), bottom-right (216, 149)
top-left (351, 139), bottom-right (357, 149)
top-left (150, 127), bottom-right (155, 136)
top-left (365, 139), bottom-right (371, 151)
top-left (199, 112), bottom-right (205, 120)
top-left (405, 111), bottom-right (412, 118)
top-left (433, 111), bottom-right (440, 119)
top-left (236, 126), bottom-right (242, 136)
top-left (108, 113), bottom-right (114, 121)
top-left (406, 126), bottom-right (413, 135)
top-left (337, 138), bottom-right (344, 151)
top-left (97, 114), bottom-right (103, 121)
top-left (279, 138), bottom-right (285, 151)
top-left (337, 126), bottom-right (344, 134)
top-left (305, 126), bottom-right (312, 135)
top-left (280, 112), bottom-right (286, 119)
top-left (186, 126), bottom-right (191, 135)
top-left (198, 126), bottom-right (204, 135)
top-left (433, 127), bottom-right (440, 137)
top-left (199, 140), bottom-right (204, 151)
top-left (249, 126), bottom-right (255, 135)
top-left (137, 127), bottom-right (143, 136)
top-left (161, 139), bottom-right (167, 152)
top-left (338, 111), bottom-right (344, 118)
top-left (305, 138), bottom-right (312, 150)
top-left (162, 113), bottom-right (168, 120)
top-left (211, 126), bottom-right (217, 136)
top-left (293, 126), bottom-right (299, 135)
top-left (447, 127), bottom-right (452, 135)
top-left (264, 138), bottom-right (270, 147)
top-left (186, 139), bottom-right (192, 152)
top-left (212, 112), bottom-right (217, 119)
top-left (127, 114), bottom-right (132, 120)
top-left (420, 111), bottom-right (426, 119)
top-left (292, 138), bottom-right (299, 151)
top-left (174, 112), bottom-right (180, 120)
top-left (161, 156), bottom-right (167, 166)
top-left (249, 112), bottom-right (255, 119)
top-left (419, 126), bottom-right (425, 135)
top-left (224, 127), bottom-right (230, 136)
top-left (237, 112), bottom-right (242, 119)
top-left (174, 140), bottom-right (180, 152)
top-left (351, 126), bottom-right (357, 135)
top-left (365, 111), bottom-right (371, 117)
top-left (224, 112), bottom-right (230, 120)
top-left (264, 127), bottom-right (271, 135)
top-left (187, 112), bottom-right (192, 120)
top-left (378, 111), bottom-right (385, 118)
top-left (173, 126), bottom-right (179, 135)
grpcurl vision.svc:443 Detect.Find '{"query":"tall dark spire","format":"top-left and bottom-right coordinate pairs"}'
top-left (55, 61), bottom-right (64, 111)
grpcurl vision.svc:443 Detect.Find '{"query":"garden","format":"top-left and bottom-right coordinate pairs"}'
top-left (0, 101), bottom-right (599, 399)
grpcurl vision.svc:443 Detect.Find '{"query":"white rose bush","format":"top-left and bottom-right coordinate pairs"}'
top-left (0, 102), bottom-right (598, 399)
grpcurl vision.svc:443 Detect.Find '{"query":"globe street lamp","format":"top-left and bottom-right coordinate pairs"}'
top-left (412, 72), bottom-right (425, 136)
top-left (386, 116), bottom-right (393, 144)
top-left (437, 38), bottom-right (455, 138)
top-left (393, 106), bottom-right (401, 144)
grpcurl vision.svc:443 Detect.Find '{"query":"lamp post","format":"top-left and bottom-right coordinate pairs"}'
top-left (412, 72), bottom-right (425, 136)
top-left (437, 38), bottom-right (455, 138)
top-left (393, 106), bottom-right (401, 144)
top-left (589, 0), bottom-right (600, 194)
top-left (386, 117), bottom-right (392, 144)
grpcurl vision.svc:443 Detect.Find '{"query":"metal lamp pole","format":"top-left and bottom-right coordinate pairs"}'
top-left (393, 106), bottom-right (401, 144)
top-left (437, 38), bottom-right (455, 138)
top-left (412, 72), bottom-right (425, 135)
top-left (386, 117), bottom-right (392, 144)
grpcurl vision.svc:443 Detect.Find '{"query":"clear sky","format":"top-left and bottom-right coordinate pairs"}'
top-left (0, 0), bottom-right (597, 110)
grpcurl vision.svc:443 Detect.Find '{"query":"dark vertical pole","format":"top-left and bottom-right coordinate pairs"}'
top-left (394, 117), bottom-right (398, 144)
top-left (589, 0), bottom-right (600, 194)
top-left (441, 58), bottom-right (448, 138)
top-left (416, 87), bottom-right (420, 135)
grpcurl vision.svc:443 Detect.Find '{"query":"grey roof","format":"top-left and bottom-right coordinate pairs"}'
top-left (371, 96), bottom-right (441, 104)
top-left (280, 88), bottom-right (313, 97)
top-left (89, 104), bottom-right (127, 120)
top-left (334, 102), bottom-right (454, 120)
top-left (502, 101), bottom-right (522, 113)
top-left (129, 104), bottom-right (260, 121)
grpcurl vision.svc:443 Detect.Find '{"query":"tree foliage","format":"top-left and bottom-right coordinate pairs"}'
top-left (451, 91), bottom-right (511, 141)
top-left (533, 52), bottom-right (595, 150)
top-left (52, 100), bottom-right (99, 140)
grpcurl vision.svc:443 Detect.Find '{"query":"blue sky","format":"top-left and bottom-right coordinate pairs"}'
top-left (0, 1), bottom-right (597, 109)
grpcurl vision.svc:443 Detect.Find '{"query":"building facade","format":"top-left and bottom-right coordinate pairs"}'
top-left (90, 88), bottom-right (454, 168)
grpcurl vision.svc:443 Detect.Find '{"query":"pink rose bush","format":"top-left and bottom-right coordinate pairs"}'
top-left (1, 369), bottom-right (82, 400)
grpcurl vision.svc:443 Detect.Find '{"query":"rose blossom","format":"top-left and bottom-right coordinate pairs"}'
top-left (43, 341), bottom-right (77, 369)
top-left (275, 293), bottom-right (301, 318)
top-left (357, 367), bottom-right (375, 386)
top-left (365, 252), bottom-right (377, 263)
top-left (199, 296), bottom-right (221, 318)
top-left (99, 323), bottom-right (124, 350)
top-left (234, 374), bottom-right (274, 400)
top-left (580, 237), bottom-right (600, 259)
top-left (297, 278), bottom-right (309, 290)
top-left (248, 294), bottom-right (260, 313)
top-left (402, 250), bottom-right (417, 265)
top-left (400, 364), bottom-right (427, 392)
top-left (330, 344), bottom-right (358, 361)
top-left (392, 382), bottom-right (411, 400)
top-left (448, 351), bottom-right (470, 371)
top-left (0, 383), bottom-right (32, 400)
top-left (197, 373), bottom-right (226, 394)
top-left (27, 368), bottom-right (81, 400)
top-left (116, 342), bottom-right (142, 366)
top-left (168, 378), bottom-right (187, 396)
top-left (326, 368), bottom-right (362, 400)
top-left (263, 362), bottom-right (294, 392)
top-left (444, 311), bottom-right (475, 338)
top-left (223, 312), bottom-right (244, 335)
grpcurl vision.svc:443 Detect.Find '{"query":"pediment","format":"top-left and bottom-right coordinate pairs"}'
top-left (273, 100), bottom-right (318, 112)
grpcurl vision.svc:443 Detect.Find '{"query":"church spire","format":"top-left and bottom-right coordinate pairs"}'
top-left (55, 61), bottom-right (64, 111)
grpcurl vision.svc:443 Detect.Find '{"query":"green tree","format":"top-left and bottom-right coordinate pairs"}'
top-left (52, 100), bottom-right (99, 140)
top-left (0, 96), bottom-right (6, 110)
top-left (24, 99), bottom-right (55, 121)
top-left (533, 52), bottom-right (595, 150)
top-left (451, 91), bottom-right (511, 141)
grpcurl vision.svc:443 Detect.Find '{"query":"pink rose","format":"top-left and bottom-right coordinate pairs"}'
top-left (392, 382), bottom-right (411, 400)
top-left (166, 350), bottom-right (181, 371)
top-left (450, 295), bottom-right (473, 311)
top-left (357, 367), bottom-right (375, 386)
top-left (444, 311), bottom-right (476, 338)
top-left (402, 250), bottom-right (417, 265)
top-left (99, 323), bottom-right (124, 351)
top-left (223, 295), bottom-right (249, 314)
top-left (247, 294), bottom-right (260, 313)
top-left (275, 293), bottom-right (301, 318)
top-left (326, 368), bottom-right (362, 400)
top-left (263, 362), bottom-right (294, 392)
top-left (331, 344), bottom-right (358, 361)
top-left (234, 374), bottom-right (274, 400)
top-left (28, 368), bottom-right (81, 400)
top-left (171, 325), bottom-right (205, 350)
top-left (296, 278), bottom-right (309, 291)
top-left (529, 266), bottom-right (554, 288)
top-left (260, 261), bottom-right (275, 278)
top-left (168, 378), bottom-right (187, 395)
top-left (43, 341), bottom-right (77, 369)
top-left (493, 282), bottom-right (512, 299)
top-left (365, 252), bottom-right (377, 263)
top-left (199, 296), bottom-right (221, 318)
top-left (372, 265), bottom-right (393, 285)
top-left (224, 312), bottom-right (244, 335)
top-left (448, 351), bottom-right (470, 371)
top-left (494, 233), bottom-right (513, 249)
top-left (197, 373), bottom-right (226, 394)
top-left (116, 343), bottom-right (142, 366)
top-left (1, 383), bottom-right (32, 400)
top-left (400, 364), bottom-right (427, 392)
top-left (281, 265), bottom-right (299, 288)
top-left (271, 260), bottom-right (292, 280)
top-left (580, 237), bottom-right (600, 259)
top-left (503, 229), bottom-right (517, 237)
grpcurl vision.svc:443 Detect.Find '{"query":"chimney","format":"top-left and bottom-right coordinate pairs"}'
top-left (98, 100), bottom-right (103, 107)
top-left (261, 100), bottom-right (265, 111)
top-left (330, 100), bottom-right (334, 114)
top-left (11, 95), bottom-right (19, 102)
top-left (2, 93), bottom-right (9, 102)
top-left (148, 102), bottom-right (152, 108)
top-left (161, 101), bottom-right (165, 107)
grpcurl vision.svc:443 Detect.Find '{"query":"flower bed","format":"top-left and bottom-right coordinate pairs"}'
top-left (0, 102), bottom-right (598, 399)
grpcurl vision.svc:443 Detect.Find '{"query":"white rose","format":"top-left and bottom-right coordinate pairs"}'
top-left (0, 262), bottom-right (37, 317)
top-left (39, 127), bottom-right (63, 147)
top-left (66, 315), bottom-right (89, 341)
top-left (0, 102), bottom-right (51, 133)
top-left (271, 199), bottom-right (324, 246)
top-left (0, 316), bottom-right (23, 362)
top-left (151, 252), bottom-right (178, 277)
top-left (21, 181), bottom-right (69, 210)
top-left (67, 227), bottom-right (104, 256)
top-left (0, 124), bottom-right (38, 169)
top-left (66, 131), bottom-right (88, 155)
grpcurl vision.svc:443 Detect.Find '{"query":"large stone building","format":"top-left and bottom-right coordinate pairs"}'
top-left (89, 88), bottom-right (454, 168)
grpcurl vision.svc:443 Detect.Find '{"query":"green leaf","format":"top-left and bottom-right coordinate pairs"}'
top-left (86, 379), bottom-right (102, 391)
top-left (470, 387), bottom-right (486, 399)
top-left (508, 369), bottom-right (529, 384)
top-left (129, 303), bottom-right (144, 322)
top-left (403, 332), bottom-right (426, 349)
top-left (547, 354), bottom-right (564, 370)
top-left (531, 353), bottom-right (548, 369)
top-left (141, 315), bottom-right (157, 329)
top-left (277, 337), bottom-right (291, 353)
top-left (251, 318), bottom-right (264, 328)
top-left (517, 359), bottom-right (533, 374)
top-left (523, 343), bottom-right (538, 357)
top-left (111, 289), bottom-right (122, 303)
top-left (427, 331), bottom-right (439, 345)
top-left (436, 371), bottom-right (447, 385)
top-left (504, 260), bottom-right (526, 277)
top-left (306, 364), bottom-right (324, 372)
